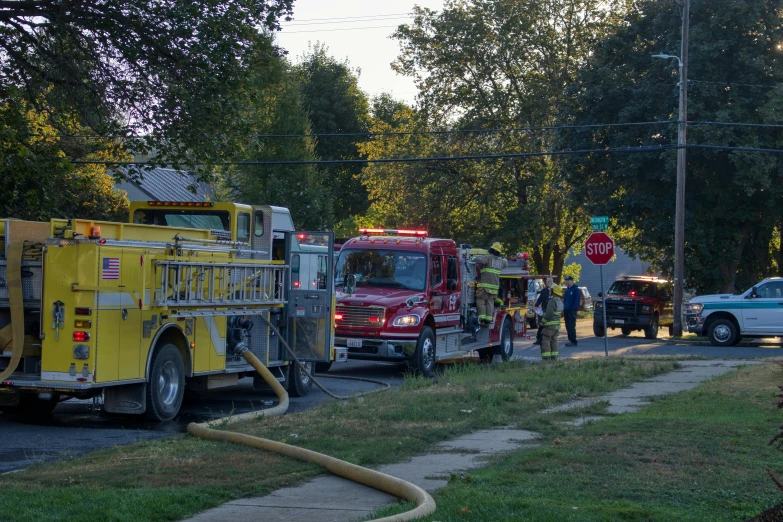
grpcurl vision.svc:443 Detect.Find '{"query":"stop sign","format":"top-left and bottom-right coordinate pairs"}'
top-left (585, 232), bottom-right (614, 265)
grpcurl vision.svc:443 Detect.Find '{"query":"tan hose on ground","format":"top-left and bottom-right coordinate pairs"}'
top-left (187, 348), bottom-right (436, 522)
top-left (0, 241), bottom-right (25, 382)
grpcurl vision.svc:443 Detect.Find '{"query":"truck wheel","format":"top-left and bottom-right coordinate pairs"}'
top-left (621, 327), bottom-right (632, 336)
top-left (708, 318), bottom-right (738, 347)
top-left (644, 315), bottom-right (659, 340)
top-left (499, 320), bottom-right (514, 361)
top-left (411, 326), bottom-right (436, 376)
top-left (593, 323), bottom-right (605, 337)
top-left (288, 361), bottom-right (313, 398)
top-left (314, 361), bottom-right (332, 373)
top-left (145, 344), bottom-right (185, 421)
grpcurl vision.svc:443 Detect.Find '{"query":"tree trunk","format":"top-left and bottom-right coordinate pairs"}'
top-left (778, 221), bottom-right (783, 277)
top-left (552, 244), bottom-right (565, 283)
top-left (718, 222), bottom-right (751, 293)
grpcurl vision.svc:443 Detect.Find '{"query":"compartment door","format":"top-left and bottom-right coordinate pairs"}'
top-left (284, 232), bottom-right (334, 363)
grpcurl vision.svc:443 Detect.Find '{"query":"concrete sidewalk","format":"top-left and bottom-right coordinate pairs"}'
top-left (184, 360), bottom-right (755, 522)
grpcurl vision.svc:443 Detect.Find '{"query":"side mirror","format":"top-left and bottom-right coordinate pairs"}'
top-left (345, 274), bottom-right (356, 294)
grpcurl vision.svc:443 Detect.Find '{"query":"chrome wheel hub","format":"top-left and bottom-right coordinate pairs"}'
top-left (714, 324), bottom-right (731, 342)
top-left (422, 338), bottom-right (434, 369)
top-left (158, 360), bottom-right (180, 407)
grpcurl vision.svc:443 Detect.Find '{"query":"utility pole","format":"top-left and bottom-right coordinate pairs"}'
top-left (673, 0), bottom-right (689, 336)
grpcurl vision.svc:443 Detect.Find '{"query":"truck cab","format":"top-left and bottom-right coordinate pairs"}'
top-left (333, 229), bottom-right (536, 375)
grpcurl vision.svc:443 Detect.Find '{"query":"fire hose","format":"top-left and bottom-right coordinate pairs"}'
top-left (187, 315), bottom-right (436, 522)
top-left (0, 241), bottom-right (29, 382)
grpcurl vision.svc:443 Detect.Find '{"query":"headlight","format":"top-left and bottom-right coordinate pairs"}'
top-left (393, 315), bottom-right (420, 327)
top-left (594, 301), bottom-right (603, 311)
top-left (641, 305), bottom-right (652, 313)
top-left (685, 303), bottom-right (703, 315)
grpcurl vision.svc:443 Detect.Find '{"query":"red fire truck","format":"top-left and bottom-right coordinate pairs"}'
top-left (333, 229), bottom-right (545, 375)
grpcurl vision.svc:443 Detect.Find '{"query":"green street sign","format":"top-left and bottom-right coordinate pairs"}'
top-left (591, 216), bottom-right (609, 231)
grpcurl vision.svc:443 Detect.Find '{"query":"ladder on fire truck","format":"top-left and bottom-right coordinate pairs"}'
top-left (152, 260), bottom-right (287, 317)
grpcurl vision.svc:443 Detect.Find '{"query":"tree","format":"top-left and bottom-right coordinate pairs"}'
top-left (392, 0), bottom-right (619, 274)
top-left (219, 56), bottom-right (332, 230)
top-left (0, 91), bottom-right (129, 222)
top-left (561, 0), bottom-right (783, 294)
top-left (0, 1), bottom-right (295, 175)
top-left (294, 44), bottom-right (371, 225)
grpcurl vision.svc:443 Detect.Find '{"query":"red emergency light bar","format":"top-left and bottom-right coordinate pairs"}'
top-left (359, 228), bottom-right (428, 237)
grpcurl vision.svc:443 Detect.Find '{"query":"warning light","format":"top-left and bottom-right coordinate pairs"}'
top-left (359, 228), bottom-right (428, 237)
top-left (75, 307), bottom-right (92, 316)
top-left (335, 313), bottom-right (344, 321)
top-left (74, 320), bottom-right (92, 328)
top-left (73, 331), bottom-right (90, 342)
top-left (293, 281), bottom-right (301, 288)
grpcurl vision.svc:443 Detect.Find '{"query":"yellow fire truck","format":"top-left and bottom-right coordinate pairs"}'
top-left (0, 202), bottom-right (342, 420)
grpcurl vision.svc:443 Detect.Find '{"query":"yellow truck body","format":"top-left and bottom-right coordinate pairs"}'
top-left (0, 202), bottom-right (341, 420)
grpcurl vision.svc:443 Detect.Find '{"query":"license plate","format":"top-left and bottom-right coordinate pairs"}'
top-left (347, 339), bottom-right (363, 348)
top-left (614, 319), bottom-right (625, 324)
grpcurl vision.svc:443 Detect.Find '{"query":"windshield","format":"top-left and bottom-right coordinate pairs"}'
top-left (607, 281), bottom-right (658, 297)
top-left (133, 209), bottom-right (230, 231)
top-left (335, 248), bottom-right (427, 291)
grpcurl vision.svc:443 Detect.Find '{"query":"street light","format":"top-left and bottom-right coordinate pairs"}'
top-left (652, 0), bottom-right (689, 337)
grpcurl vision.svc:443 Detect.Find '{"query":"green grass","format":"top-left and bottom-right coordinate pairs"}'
top-left (370, 363), bottom-right (782, 521)
top-left (0, 358), bottom-right (677, 521)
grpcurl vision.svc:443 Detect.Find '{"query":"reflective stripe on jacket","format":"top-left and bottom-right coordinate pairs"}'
top-left (542, 296), bottom-right (563, 330)
top-left (473, 254), bottom-right (508, 293)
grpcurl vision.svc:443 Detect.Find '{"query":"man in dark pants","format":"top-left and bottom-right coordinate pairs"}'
top-left (563, 275), bottom-right (580, 346)
top-left (533, 277), bottom-right (553, 346)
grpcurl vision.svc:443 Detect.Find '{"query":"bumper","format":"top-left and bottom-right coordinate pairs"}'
top-left (335, 337), bottom-right (418, 361)
top-left (684, 315), bottom-right (705, 335)
top-left (594, 314), bottom-right (654, 329)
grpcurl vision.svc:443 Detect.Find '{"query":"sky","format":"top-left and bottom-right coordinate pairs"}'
top-left (275, 0), bottom-right (444, 105)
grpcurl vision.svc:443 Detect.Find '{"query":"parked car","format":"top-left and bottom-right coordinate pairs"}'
top-left (580, 286), bottom-right (593, 311)
top-left (593, 276), bottom-right (674, 339)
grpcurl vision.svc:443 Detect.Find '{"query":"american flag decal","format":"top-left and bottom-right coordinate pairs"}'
top-left (102, 257), bottom-right (120, 280)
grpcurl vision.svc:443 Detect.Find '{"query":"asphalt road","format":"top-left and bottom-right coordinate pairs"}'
top-left (2, 320), bottom-right (781, 474)
top-left (0, 360), bottom-right (405, 474)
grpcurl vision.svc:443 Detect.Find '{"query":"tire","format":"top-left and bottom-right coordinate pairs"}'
top-left (593, 323), bottom-right (605, 337)
top-left (621, 327), bottom-right (632, 336)
top-left (288, 361), bottom-right (313, 398)
top-left (707, 318), bottom-right (739, 347)
top-left (145, 344), bottom-right (185, 421)
top-left (0, 393), bottom-right (60, 418)
top-left (314, 361), bottom-right (332, 373)
top-left (411, 326), bottom-right (436, 376)
top-left (498, 320), bottom-right (514, 361)
top-left (644, 315), bottom-right (659, 340)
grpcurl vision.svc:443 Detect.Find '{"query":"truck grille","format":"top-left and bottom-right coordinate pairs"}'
top-left (337, 305), bottom-right (385, 327)
top-left (605, 300), bottom-right (638, 316)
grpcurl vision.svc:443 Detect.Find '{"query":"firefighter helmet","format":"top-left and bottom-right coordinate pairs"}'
top-left (551, 284), bottom-right (564, 297)
top-left (490, 242), bottom-right (504, 256)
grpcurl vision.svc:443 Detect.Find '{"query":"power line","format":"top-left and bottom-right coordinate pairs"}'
top-left (285, 13), bottom-right (409, 23)
top-left (286, 16), bottom-right (409, 27)
top-left (71, 144), bottom-right (679, 166)
top-left (689, 79), bottom-right (782, 90)
top-left (690, 120), bottom-right (783, 129)
top-left (282, 24), bottom-right (400, 34)
top-left (20, 120), bottom-right (680, 140)
top-left (690, 144), bottom-right (783, 153)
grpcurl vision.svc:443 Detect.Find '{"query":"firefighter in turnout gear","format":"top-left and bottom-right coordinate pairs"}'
top-left (541, 283), bottom-right (564, 360)
top-left (473, 242), bottom-right (508, 326)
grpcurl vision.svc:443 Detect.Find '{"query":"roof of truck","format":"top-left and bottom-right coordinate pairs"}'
top-left (342, 235), bottom-right (456, 251)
